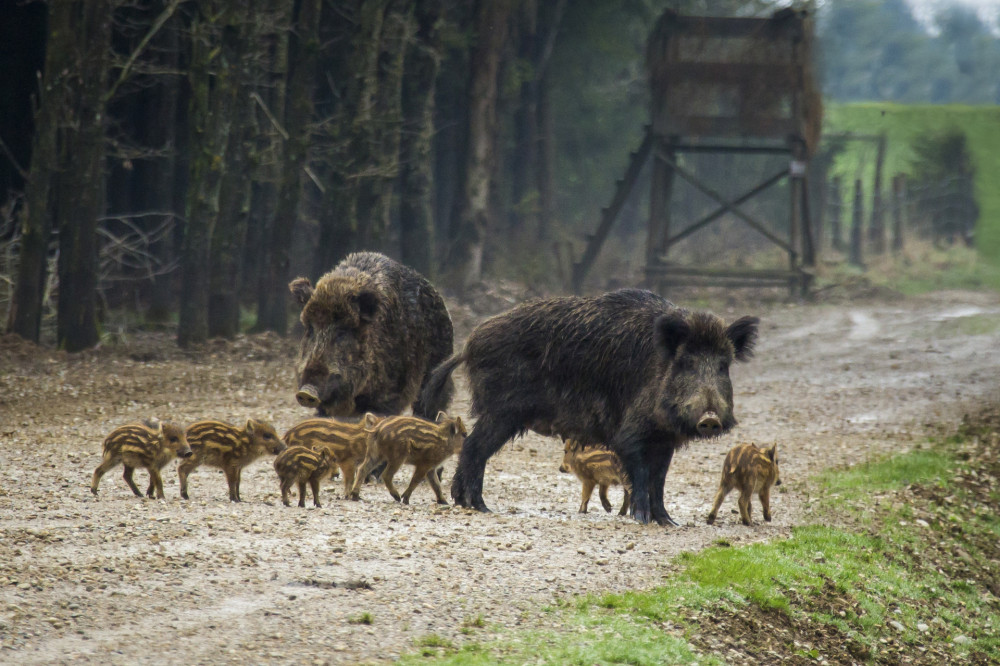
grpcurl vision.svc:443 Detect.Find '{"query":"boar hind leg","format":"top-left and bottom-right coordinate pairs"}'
top-left (578, 480), bottom-right (596, 513)
top-left (297, 481), bottom-right (308, 508)
top-left (340, 461), bottom-right (357, 500)
top-left (451, 416), bottom-right (520, 513)
top-left (598, 485), bottom-right (613, 513)
top-left (309, 476), bottom-right (322, 508)
top-left (122, 465), bottom-right (143, 497)
top-left (425, 468), bottom-right (449, 505)
top-left (91, 456), bottom-right (117, 496)
top-left (706, 484), bottom-right (730, 525)
top-left (401, 464), bottom-right (433, 505)
top-left (280, 479), bottom-right (293, 507)
top-left (351, 455), bottom-right (381, 500)
top-left (737, 492), bottom-right (753, 526)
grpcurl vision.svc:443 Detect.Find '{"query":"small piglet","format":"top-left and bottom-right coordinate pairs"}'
top-left (707, 442), bottom-right (781, 526)
top-left (559, 440), bottom-right (631, 515)
top-left (282, 414), bottom-right (382, 498)
top-left (350, 412), bottom-right (466, 504)
top-left (273, 446), bottom-right (335, 508)
top-left (179, 419), bottom-right (285, 502)
top-left (92, 421), bottom-right (192, 499)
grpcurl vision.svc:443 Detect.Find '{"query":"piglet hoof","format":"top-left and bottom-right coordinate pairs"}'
top-left (180, 492), bottom-right (189, 500)
top-left (401, 497), bottom-right (410, 505)
top-left (706, 514), bottom-right (716, 525)
top-left (436, 499), bottom-right (449, 506)
top-left (348, 493), bottom-right (360, 501)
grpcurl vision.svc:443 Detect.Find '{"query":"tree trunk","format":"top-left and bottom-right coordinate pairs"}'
top-left (444, 0), bottom-right (511, 294)
top-left (398, 0), bottom-right (443, 277)
top-left (314, 0), bottom-right (384, 276)
top-left (7, 2), bottom-right (72, 342)
top-left (178, 4), bottom-right (239, 347)
top-left (536, 68), bottom-right (555, 243)
top-left (257, 0), bottom-right (321, 335)
top-left (209, 7), bottom-right (256, 339)
top-left (57, 0), bottom-right (111, 352)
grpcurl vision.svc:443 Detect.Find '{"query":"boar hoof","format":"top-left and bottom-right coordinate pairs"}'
top-left (296, 385), bottom-right (321, 409)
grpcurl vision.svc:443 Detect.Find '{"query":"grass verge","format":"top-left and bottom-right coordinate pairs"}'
top-left (398, 416), bottom-right (1000, 665)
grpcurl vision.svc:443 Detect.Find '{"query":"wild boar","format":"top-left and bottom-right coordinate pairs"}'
top-left (273, 445), bottom-right (335, 508)
top-left (289, 252), bottom-right (454, 419)
top-left (559, 440), bottom-right (631, 516)
top-left (707, 442), bottom-right (781, 526)
top-left (282, 414), bottom-right (382, 498)
top-left (350, 412), bottom-right (466, 504)
top-left (178, 419), bottom-right (285, 502)
top-left (421, 288), bottom-right (758, 525)
top-left (91, 421), bottom-right (192, 499)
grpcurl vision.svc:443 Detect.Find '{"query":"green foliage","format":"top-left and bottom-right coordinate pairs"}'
top-left (824, 104), bottom-right (1000, 265)
top-left (348, 612), bottom-right (374, 625)
top-left (401, 441), bottom-right (1000, 664)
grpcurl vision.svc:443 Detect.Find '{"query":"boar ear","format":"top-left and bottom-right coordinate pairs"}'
top-left (289, 277), bottom-right (314, 306)
top-left (356, 289), bottom-right (379, 325)
top-left (726, 316), bottom-right (759, 362)
top-left (654, 313), bottom-right (690, 361)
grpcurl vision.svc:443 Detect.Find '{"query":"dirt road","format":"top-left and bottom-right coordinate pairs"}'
top-left (1, 290), bottom-right (998, 664)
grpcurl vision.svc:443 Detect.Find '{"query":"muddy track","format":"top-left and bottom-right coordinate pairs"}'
top-left (1, 290), bottom-right (999, 664)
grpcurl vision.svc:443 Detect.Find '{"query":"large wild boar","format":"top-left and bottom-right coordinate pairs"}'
top-left (421, 288), bottom-right (759, 525)
top-left (289, 252), bottom-right (454, 419)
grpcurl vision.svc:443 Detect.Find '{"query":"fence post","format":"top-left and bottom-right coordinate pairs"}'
top-left (869, 133), bottom-right (887, 254)
top-left (829, 175), bottom-right (843, 252)
top-left (891, 173), bottom-right (906, 253)
top-left (850, 179), bottom-right (865, 268)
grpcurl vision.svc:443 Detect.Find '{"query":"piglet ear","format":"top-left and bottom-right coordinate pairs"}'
top-left (289, 277), bottom-right (314, 306)
top-left (726, 316), bottom-right (759, 362)
top-left (245, 419), bottom-right (255, 436)
top-left (356, 289), bottom-right (379, 325)
top-left (654, 313), bottom-right (690, 361)
top-left (767, 443), bottom-right (778, 461)
top-left (435, 411), bottom-right (448, 423)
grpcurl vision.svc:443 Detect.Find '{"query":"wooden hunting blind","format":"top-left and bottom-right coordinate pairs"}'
top-left (572, 7), bottom-right (821, 295)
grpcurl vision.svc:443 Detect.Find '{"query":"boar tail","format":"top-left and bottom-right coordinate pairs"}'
top-left (416, 352), bottom-right (466, 419)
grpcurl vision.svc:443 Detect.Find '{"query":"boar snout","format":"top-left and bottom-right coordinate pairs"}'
top-left (296, 384), bottom-right (321, 408)
top-left (775, 478), bottom-right (782, 486)
top-left (696, 411), bottom-right (723, 436)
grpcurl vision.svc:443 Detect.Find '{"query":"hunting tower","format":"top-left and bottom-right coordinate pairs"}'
top-left (572, 7), bottom-right (821, 295)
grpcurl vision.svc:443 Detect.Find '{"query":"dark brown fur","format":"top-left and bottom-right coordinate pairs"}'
top-left (282, 414), bottom-right (382, 498)
top-left (289, 252), bottom-right (454, 419)
top-left (92, 422), bottom-right (192, 499)
top-left (706, 442), bottom-right (781, 526)
top-left (350, 412), bottom-right (466, 504)
top-left (273, 446), bottom-right (334, 507)
top-left (559, 440), bottom-right (631, 515)
top-left (178, 419), bottom-right (285, 502)
top-left (421, 288), bottom-right (758, 525)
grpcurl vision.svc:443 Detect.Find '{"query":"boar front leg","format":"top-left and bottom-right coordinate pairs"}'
top-left (147, 466), bottom-right (165, 499)
top-left (578, 480), bottom-right (596, 513)
top-left (612, 427), bottom-right (651, 524)
top-left (618, 489), bottom-right (630, 516)
top-left (401, 464), bottom-right (433, 505)
top-left (706, 482), bottom-right (730, 525)
top-left (647, 445), bottom-right (677, 526)
top-left (598, 485), bottom-right (613, 513)
top-left (451, 414), bottom-right (520, 513)
top-left (309, 476), bottom-right (322, 508)
top-left (425, 468), bottom-right (449, 505)
top-left (225, 465), bottom-right (241, 503)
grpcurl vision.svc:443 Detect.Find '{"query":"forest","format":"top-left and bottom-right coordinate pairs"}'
top-left (0, 0), bottom-right (997, 352)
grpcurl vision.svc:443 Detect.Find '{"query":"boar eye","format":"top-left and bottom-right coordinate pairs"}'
top-left (305, 324), bottom-right (314, 338)
top-left (717, 360), bottom-right (729, 374)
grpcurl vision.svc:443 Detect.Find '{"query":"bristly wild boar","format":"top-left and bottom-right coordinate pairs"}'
top-left (179, 419), bottom-right (285, 502)
top-left (350, 412), bottom-right (466, 504)
top-left (91, 421), bottom-right (192, 499)
top-left (289, 252), bottom-right (454, 419)
top-left (273, 445), bottom-right (335, 508)
top-left (421, 288), bottom-right (759, 525)
top-left (559, 440), bottom-right (631, 516)
top-left (707, 442), bottom-right (780, 526)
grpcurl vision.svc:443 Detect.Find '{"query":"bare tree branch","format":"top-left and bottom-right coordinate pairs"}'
top-left (105, 0), bottom-right (182, 103)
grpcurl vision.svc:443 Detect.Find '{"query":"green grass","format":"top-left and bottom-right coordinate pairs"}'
top-left (399, 439), bottom-right (1000, 664)
top-left (824, 103), bottom-right (1000, 266)
top-left (348, 611), bottom-right (374, 625)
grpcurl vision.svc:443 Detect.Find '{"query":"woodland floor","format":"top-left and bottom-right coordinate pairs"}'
top-left (1, 288), bottom-right (999, 664)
